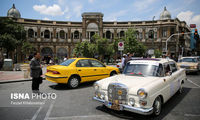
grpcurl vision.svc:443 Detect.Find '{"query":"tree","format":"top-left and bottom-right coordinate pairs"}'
top-left (73, 34), bottom-right (114, 62)
top-left (0, 33), bottom-right (16, 58)
top-left (123, 29), bottom-right (146, 57)
top-left (0, 18), bottom-right (26, 59)
top-left (154, 49), bottom-right (162, 58)
top-left (73, 41), bottom-right (97, 58)
top-left (22, 41), bottom-right (34, 58)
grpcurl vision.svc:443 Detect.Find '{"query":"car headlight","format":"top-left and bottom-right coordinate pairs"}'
top-left (93, 83), bottom-right (99, 91)
top-left (137, 89), bottom-right (147, 99)
top-left (190, 66), bottom-right (197, 69)
top-left (129, 98), bottom-right (135, 106)
top-left (100, 92), bottom-right (105, 100)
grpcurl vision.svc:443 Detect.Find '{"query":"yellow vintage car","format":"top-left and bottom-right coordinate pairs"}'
top-left (45, 58), bottom-right (120, 88)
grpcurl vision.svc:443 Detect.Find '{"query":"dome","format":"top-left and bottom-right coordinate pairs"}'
top-left (160, 7), bottom-right (171, 20)
top-left (7, 4), bottom-right (21, 18)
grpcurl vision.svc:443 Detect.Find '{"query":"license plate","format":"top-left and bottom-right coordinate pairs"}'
top-left (111, 104), bottom-right (120, 111)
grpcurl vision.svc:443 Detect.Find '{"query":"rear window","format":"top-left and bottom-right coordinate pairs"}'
top-left (60, 59), bottom-right (75, 66)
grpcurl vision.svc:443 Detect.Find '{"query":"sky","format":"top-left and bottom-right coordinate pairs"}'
top-left (0, 0), bottom-right (200, 29)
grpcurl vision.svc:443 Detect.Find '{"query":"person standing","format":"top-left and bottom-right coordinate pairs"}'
top-left (121, 54), bottom-right (126, 70)
top-left (30, 52), bottom-right (43, 93)
top-left (63, 55), bottom-right (68, 61)
top-left (124, 53), bottom-right (132, 66)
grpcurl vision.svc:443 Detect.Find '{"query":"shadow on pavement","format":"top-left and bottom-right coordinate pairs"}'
top-left (48, 81), bottom-right (95, 90)
top-left (96, 87), bottom-right (191, 120)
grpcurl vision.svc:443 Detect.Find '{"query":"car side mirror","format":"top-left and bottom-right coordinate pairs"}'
top-left (165, 71), bottom-right (172, 76)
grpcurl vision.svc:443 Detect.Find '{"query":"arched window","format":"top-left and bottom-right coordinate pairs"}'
top-left (60, 30), bottom-right (65, 39)
top-left (120, 31), bottom-right (125, 38)
top-left (44, 30), bottom-right (50, 39)
top-left (106, 31), bottom-right (111, 39)
top-left (149, 30), bottom-right (154, 39)
top-left (74, 31), bottom-right (79, 39)
top-left (28, 29), bottom-right (34, 38)
top-left (162, 28), bottom-right (167, 37)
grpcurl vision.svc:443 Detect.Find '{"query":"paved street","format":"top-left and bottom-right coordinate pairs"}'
top-left (0, 73), bottom-right (199, 120)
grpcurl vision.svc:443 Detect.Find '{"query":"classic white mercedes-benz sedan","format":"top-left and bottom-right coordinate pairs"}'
top-left (93, 58), bottom-right (187, 116)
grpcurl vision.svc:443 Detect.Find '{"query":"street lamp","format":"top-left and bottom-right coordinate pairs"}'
top-left (165, 32), bottom-right (191, 55)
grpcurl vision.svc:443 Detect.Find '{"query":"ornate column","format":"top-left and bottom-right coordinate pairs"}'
top-left (37, 26), bottom-right (41, 38)
top-left (53, 45), bottom-right (56, 57)
top-left (114, 29), bottom-right (117, 38)
top-left (82, 18), bottom-right (86, 40)
top-left (99, 17), bottom-right (103, 38)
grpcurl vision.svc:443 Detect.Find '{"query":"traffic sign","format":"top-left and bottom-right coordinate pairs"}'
top-left (118, 42), bottom-right (124, 51)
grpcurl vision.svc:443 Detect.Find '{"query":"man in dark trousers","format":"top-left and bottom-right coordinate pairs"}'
top-left (30, 52), bottom-right (42, 93)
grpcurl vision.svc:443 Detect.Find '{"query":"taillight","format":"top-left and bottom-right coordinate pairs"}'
top-left (47, 69), bottom-right (50, 72)
top-left (52, 71), bottom-right (60, 74)
top-left (116, 65), bottom-right (120, 68)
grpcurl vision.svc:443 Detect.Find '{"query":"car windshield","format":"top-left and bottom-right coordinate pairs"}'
top-left (60, 59), bottom-right (75, 66)
top-left (179, 58), bottom-right (197, 63)
top-left (123, 63), bottom-right (159, 77)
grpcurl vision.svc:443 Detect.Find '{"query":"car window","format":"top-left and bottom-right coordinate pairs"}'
top-left (157, 64), bottom-right (164, 77)
top-left (170, 62), bottom-right (177, 73)
top-left (60, 59), bottom-right (75, 66)
top-left (90, 60), bottom-right (105, 67)
top-left (123, 63), bottom-right (159, 77)
top-left (164, 64), bottom-right (171, 76)
top-left (179, 58), bottom-right (197, 62)
top-left (76, 59), bottom-right (91, 67)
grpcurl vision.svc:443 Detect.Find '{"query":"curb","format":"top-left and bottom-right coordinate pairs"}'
top-left (0, 78), bottom-right (45, 84)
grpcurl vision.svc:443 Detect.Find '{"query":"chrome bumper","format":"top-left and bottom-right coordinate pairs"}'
top-left (93, 97), bottom-right (153, 115)
top-left (185, 69), bottom-right (199, 73)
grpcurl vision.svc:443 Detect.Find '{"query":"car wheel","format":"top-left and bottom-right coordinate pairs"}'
top-left (110, 71), bottom-right (117, 76)
top-left (153, 96), bottom-right (162, 116)
top-left (68, 76), bottom-right (80, 88)
top-left (178, 82), bottom-right (183, 94)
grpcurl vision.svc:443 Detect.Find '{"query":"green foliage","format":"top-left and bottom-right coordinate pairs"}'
top-left (123, 29), bottom-right (146, 57)
top-left (0, 33), bottom-right (16, 52)
top-left (73, 34), bottom-right (115, 60)
top-left (154, 49), bottom-right (162, 58)
top-left (0, 18), bottom-right (26, 57)
top-left (22, 41), bottom-right (34, 56)
top-left (73, 41), bottom-right (97, 58)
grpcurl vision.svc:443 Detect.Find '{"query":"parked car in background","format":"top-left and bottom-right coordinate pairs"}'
top-left (45, 58), bottom-right (120, 88)
top-left (177, 56), bottom-right (200, 74)
top-left (93, 58), bottom-right (186, 116)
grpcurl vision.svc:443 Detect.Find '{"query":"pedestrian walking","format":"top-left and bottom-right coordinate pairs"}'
top-left (30, 52), bottom-right (43, 93)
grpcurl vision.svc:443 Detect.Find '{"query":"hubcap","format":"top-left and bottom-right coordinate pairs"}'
top-left (70, 78), bottom-right (79, 88)
top-left (179, 84), bottom-right (183, 93)
top-left (155, 99), bottom-right (161, 115)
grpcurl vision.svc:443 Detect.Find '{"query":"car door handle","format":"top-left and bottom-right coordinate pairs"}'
top-left (78, 70), bottom-right (81, 71)
top-left (94, 69), bottom-right (97, 71)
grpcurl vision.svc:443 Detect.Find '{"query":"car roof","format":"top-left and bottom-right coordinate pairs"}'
top-left (181, 56), bottom-right (198, 59)
top-left (70, 58), bottom-right (96, 60)
top-left (129, 58), bottom-right (174, 65)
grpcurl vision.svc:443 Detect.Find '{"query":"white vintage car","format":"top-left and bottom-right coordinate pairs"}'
top-left (93, 58), bottom-right (187, 116)
top-left (177, 56), bottom-right (200, 73)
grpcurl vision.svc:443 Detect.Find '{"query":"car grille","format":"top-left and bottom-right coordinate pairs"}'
top-left (180, 65), bottom-right (190, 69)
top-left (108, 83), bottom-right (128, 104)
